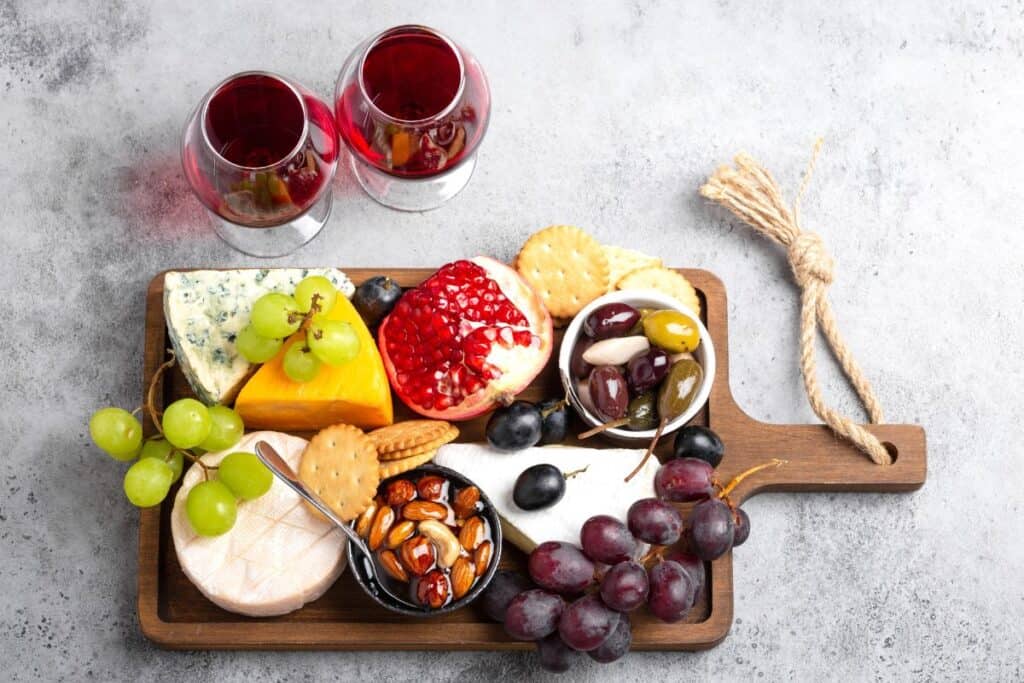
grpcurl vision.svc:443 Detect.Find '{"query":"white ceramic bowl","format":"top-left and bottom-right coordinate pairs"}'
top-left (558, 290), bottom-right (716, 445)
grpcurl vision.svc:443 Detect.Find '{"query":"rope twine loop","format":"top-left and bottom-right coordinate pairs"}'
top-left (699, 140), bottom-right (892, 465)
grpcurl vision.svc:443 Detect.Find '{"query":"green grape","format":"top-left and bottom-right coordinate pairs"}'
top-left (294, 275), bottom-right (338, 315)
top-left (162, 398), bottom-right (212, 449)
top-left (89, 407), bottom-right (143, 461)
top-left (123, 457), bottom-right (173, 507)
top-left (218, 452), bottom-right (273, 500)
top-left (307, 317), bottom-right (360, 366)
top-left (186, 480), bottom-right (237, 536)
top-left (236, 324), bottom-right (283, 363)
top-left (199, 405), bottom-right (245, 452)
top-left (282, 344), bottom-right (321, 382)
top-left (140, 438), bottom-right (184, 483)
top-left (250, 293), bottom-right (301, 339)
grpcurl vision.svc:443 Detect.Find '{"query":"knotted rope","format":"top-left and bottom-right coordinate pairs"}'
top-left (699, 140), bottom-right (892, 465)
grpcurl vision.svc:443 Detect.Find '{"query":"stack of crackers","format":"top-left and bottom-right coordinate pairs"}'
top-left (514, 225), bottom-right (701, 324)
top-left (298, 420), bottom-right (459, 522)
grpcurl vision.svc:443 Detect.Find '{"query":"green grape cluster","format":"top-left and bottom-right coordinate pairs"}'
top-left (89, 398), bottom-right (271, 536)
top-left (236, 275), bottom-right (360, 383)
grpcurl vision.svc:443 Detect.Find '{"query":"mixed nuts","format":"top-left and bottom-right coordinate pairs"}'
top-left (356, 471), bottom-right (495, 609)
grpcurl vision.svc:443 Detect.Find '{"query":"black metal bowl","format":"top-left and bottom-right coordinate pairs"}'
top-left (347, 463), bottom-right (503, 617)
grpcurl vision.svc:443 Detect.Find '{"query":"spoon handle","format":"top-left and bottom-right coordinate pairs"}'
top-left (254, 440), bottom-right (371, 557)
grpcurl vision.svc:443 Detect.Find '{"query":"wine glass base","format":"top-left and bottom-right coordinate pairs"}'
top-left (350, 154), bottom-right (476, 212)
top-left (208, 190), bottom-right (333, 257)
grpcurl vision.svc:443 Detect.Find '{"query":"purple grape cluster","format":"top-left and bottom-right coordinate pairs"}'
top-left (480, 427), bottom-right (759, 673)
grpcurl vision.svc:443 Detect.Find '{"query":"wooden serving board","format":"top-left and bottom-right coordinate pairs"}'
top-left (138, 268), bottom-right (926, 650)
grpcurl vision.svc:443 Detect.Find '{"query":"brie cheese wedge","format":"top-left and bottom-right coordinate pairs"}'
top-left (170, 431), bottom-right (347, 617)
top-left (434, 443), bottom-right (659, 552)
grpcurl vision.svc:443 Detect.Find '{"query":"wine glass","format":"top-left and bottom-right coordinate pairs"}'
top-left (335, 25), bottom-right (491, 211)
top-left (182, 71), bottom-right (338, 257)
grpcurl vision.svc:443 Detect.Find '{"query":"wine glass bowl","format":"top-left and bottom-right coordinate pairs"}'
top-left (181, 71), bottom-right (338, 256)
top-left (335, 25), bottom-right (491, 211)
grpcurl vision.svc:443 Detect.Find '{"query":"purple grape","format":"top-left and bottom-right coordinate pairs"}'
top-left (570, 337), bottom-right (594, 379)
top-left (580, 515), bottom-right (637, 564)
top-left (732, 507), bottom-right (750, 547)
top-left (654, 457), bottom-right (714, 502)
top-left (647, 560), bottom-right (694, 623)
top-left (583, 303), bottom-right (640, 339)
top-left (672, 425), bottom-right (725, 467)
top-left (626, 348), bottom-right (671, 394)
top-left (558, 593), bottom-right (621, 651)
top-left (627, 498), bottom-right (683, 545)
top-left (480, 570), bottom-right (533, 622)
top-left (599, 560), bottom-right (649, 612)
top-left (688, 497), bottom-right (735, 560)
top-left (528, 541), bottom-right (596, 595)
top-left (664, 550), bottom-right (705, 608)
top-left (503, 589), bottom-right (565, 641)
top-left (587, 614), bottom-right (632, 663)
top-left (588, 366), bottom-right (629, 421)
top-left (536, 632), bottom-right (577, 673)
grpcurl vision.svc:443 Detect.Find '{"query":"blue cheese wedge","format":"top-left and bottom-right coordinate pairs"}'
top-left (434, 443), bottom-right (659, 552)
top-left (163, 268), bottom-right (355, 405)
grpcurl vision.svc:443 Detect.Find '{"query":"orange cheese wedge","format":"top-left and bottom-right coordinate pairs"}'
top-left (234, 297), bottom-right (393, 431)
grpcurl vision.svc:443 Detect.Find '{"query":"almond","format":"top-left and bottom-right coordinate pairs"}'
top-left (355, 500), bottom-right (378, 540)
top-left (451, 556), bottom-right (476, 599)
top-left (379, 549), bottom-right (409, 583)
top-left (452, 485), bottom-right (480, 519)
top-left (458, 516), bottom-right (485, 551)
top-left (368, 505), bottom-right (395, 551)
top-left (386, 520), bottom-right (416, 549)
top-left (402, 500), bottom-right (449, 522)
top-left (399, 535), bottom-right (436, 576)
top-left (473, 540), bottom-right (493, 576)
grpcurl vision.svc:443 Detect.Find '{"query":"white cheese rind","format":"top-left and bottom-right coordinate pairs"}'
top-left (170, 431), bottom-right (347, 617)
top-left (433, 443), bottom-right (659, 552)
top-left (163, 268), bottom-right (355, 404)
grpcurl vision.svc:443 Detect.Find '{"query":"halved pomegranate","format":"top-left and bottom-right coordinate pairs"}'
top-left (378, 256), bottom-right (553, 420)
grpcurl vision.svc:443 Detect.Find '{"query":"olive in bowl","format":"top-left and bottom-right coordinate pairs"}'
top-left (348, 464), bottom-right (502, 616)
top-left (557, 290), bottom-right (716, 445)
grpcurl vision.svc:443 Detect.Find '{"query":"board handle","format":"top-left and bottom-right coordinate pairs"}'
top-left (716, 417), bottom-right (927, 503)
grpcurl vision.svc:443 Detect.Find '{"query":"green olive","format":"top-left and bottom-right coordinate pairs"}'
top-left (627, 308), bottom-right (658, 336)
top-left (642, 309), bottom-right (701, 353)
top-left (657, 359), bottom-right (704, 422)
top-left (625, 393), bottom-right (659, 431)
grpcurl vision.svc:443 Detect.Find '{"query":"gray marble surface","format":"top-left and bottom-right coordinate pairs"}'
top-left (2, 1), bottom-right (1021, 680)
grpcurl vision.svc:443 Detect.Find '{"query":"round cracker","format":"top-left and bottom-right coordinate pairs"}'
top-left (299, 424), bottom-right (379, 522)
top-left (516, 225), bottom-right (609, 318)
top-left (368, 420), bottom-right (457, 456)
top-left (602, 245), bottom-right (662, 292)
top-left (378, 449), bottom-right (438, 479)
top-left (616, 266), bottom-right (702, 318)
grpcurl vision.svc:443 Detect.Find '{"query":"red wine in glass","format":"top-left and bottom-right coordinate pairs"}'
top-left (335, 26), bottom-right (491, 210)
top-left (182, 71), bottom-right (338, 255)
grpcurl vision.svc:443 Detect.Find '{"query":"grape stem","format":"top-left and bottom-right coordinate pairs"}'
top-left (541, 398), bottom-right (569, 419)
top-left (638, 545), bottom-right (667, 570)
top-left (175, 448), bottom-right (217, 481)
top-left (623, 417), bottom-right (667, 483)
top-left (145, 350), bottom-right (177, 436)
top-left (562, 465), bottom-right (589, 480)
top-left (715, 459), bottom-right (787, 500)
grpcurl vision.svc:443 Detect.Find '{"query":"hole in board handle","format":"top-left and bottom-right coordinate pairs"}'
top-left (882, 442), bottom-right (898, 463)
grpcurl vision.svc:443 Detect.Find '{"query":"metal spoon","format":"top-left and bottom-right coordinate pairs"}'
top-left (254, 440), bottom-right (422, 610)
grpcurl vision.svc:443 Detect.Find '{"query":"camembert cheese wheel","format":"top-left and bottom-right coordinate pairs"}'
top-left (170, 431), bottom-right (347, 617)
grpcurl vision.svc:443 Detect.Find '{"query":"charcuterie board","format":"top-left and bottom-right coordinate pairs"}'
top-left (137, 267), bottom-right (926, 650)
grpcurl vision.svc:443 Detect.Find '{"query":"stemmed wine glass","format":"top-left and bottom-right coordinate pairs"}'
top-left (335, 25), bottom-right (491, 211)
top-left (182, 71), bottom-right (338, 256)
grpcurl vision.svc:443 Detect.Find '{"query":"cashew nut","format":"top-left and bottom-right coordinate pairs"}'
top-left (418, 519), bottom-right (461, 568)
